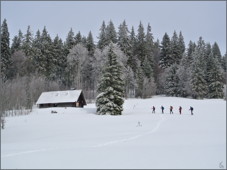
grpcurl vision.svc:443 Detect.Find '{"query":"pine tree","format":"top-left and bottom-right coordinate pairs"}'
top-left (11, 30), bottom-right (23, 54)
top-left (32, 30), bottom-right (42, 73)
top-left (190, 37), bottom-right (208, 99)
top-left (106, 20), bottom-right (117, 45)
top-left (65, 28), bottom-right (75, 55)
top-left (86, 31), bottom-right (95, 56)
top-left (178, 31), bottom-right (185, 60)
top-left (212, 42), bottom-right (222, 64)
top-left (135, 21), bottom-right (146, 65)
top-left (170, 31), bottom-right (181, 65)
top-left (206, 53), bottom-right (224, 98)
top-left (75, 31), bottom-right (82, 45)
top-left (39, 27), bottom-right (55, 80)
top-left (81, 36), bottom-right (87, 46)
top-left (52, 35), bottom-right (65, 81)
top-left (145, 23), bottom-right (154, 78)
top-left (1, 19), bottom-right (12, 81)
top-left (222, 53), bottom-right (227, 72)
top-left (117, 20), bottom-right (130, 56)
top-left (127, 26), bottom-right (138, 73)
top-left (22, 25), bottom-right (33, 57)
top-left (177, 53), bottom-right (191, 97)
top-left (96, 43), bottom-right (124, 115)
top-left (159, 33), bottom-right (171, 69)
top-left (97, 21), bottom-right (107, 50)
top-left (164, 64), bottom-right (180, 96)
top-left (135, 64), bottom-right (144, 98)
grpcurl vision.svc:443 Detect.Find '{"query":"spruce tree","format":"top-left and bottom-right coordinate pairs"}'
top-left (86, 31), bottom-right (95, 56)
top-left (212, 42), bottom-right (222, 64)
top-left (145, 23), bottom-right (154, 78)
top-left (1, 19), bottom-right (12, 81)
top-left (97, 21), bottom-right (107, 50)
top-left (159, 33), bottom-right (171, 69)
top-left (52, 35), bottom-right (65, 81)
top-left (170, 31), bottom-right (181, 65)
top-left (190, 37), bottom-right (208, 99)
top-left (178, 31), bottom-right (185, 61)
top-left (39, 27), bottom-right (55, 80)
top-left (11, 30), bottom-right (23, 54)
top-left (164, 64), bottom-right (180, 96)
top-left (206, 51), bottom-right (224, 98)
top-left (75, 31), bottom-right (82, 45)
top-left (117, 20), bottom-right (130, 56)
top-left (106, 20), bottom-right (117, 45)
top-left (127, 26), bottom-right (138, 74)
top-left (33, 30), bottom-right (42, 73)
top-left (22, 25), bottom-right (33, 57)
top-left (135, 21), bottom-right (146, 65)
top-left (65, 28), bottom-right (75, 55)
top-left (96, 43), bottom-right (124, 115)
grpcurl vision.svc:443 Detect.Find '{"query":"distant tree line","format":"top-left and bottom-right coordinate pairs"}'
top-left (1, 18), bottom-right (226, 116)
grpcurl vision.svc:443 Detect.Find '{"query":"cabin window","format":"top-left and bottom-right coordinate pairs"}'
top-left (76, 102), bottom-right (80, 107)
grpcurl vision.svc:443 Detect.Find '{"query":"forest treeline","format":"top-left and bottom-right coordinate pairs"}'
top-left (1, 19), bottom-right (226, 115)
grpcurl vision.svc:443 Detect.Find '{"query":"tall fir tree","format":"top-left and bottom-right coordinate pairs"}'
top-left (190, 37), bottom-right (208, 99)
top-left (22, 25), bottom-right (33, 57)
top-left (164, 64), bottom-right (180, 96)
top-left (11, 30), bottom-right (23, 54)
top-left (86, 31), bottom-right (95, 56)
top-left (170, 31), bottom-right (181, 65)
top-left (1, 19), bottom-right (12, 81)
top-left (65, 28), bottom-right (75, 55)
top-left (32, 29), bottom-right (42, 73)
top-left (178, 31), bottom-right (185, 60)
top-left (117, 20), bottom-right (130, 56)
top-left (39, 27), bottom-right (55, 80)
top-left (96, 43), bottom-right (124, 115)
top-left (127, 26), bottom-right (138, 74)
top-left (135, 21), bottom-right (146, 65)
top-left (97, 21), bottom-right (107, 50)
top-left (159, 33), bottom-right (172, 69)
top-left (52, 35), bottom-right (66, 82)
top-left (75, 31), bottom-right (82, 45)
top-left (145, 23), bottom-right (154, 78)
top-left (206, 54), bottom-right (224, 98)
top-left (212, 42), bottom-right (222, 64)
top-left (105, 20), bottom-right (117, 45)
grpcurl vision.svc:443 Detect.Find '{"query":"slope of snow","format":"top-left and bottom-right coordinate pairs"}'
top-left (1, 96), bottom-right (226, 169)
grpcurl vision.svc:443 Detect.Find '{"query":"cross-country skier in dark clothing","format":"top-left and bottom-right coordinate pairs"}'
top-left (170, 106), bottom-right (173, 114)
top-left (179, 106), bottom-right (182, 115)
top-left (161, 106), bottom-right (164, 114)
top-left (152, 106), bottom-right (155, 113)
top-left (189, 106), bottom-right (194, 115)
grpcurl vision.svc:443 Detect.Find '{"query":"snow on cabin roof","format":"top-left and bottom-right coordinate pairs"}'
top-left (36, 90), bottom-right (83, 105)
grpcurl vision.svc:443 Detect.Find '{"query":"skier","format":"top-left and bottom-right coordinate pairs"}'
top-left (161, 106), bottom-right (164, 114)
top-left (179, 106), bottom-right (182, 115)
top-left (152, 106), bottom-right (155, 113)
top-left (170, 106), bottom-right (173, 114)
top-left (189, 106), bottom-right (194, 115)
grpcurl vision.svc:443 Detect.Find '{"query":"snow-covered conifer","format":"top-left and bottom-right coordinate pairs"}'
top-left (96, 43), bottom-right (124, 115)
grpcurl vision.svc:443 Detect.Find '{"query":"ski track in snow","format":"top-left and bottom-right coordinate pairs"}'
top-left (2, 116), bottom-right (166, 158)
top-left (91, 116), bottom-right (166, 148)
top-left (1, 148), bottom-right (55, 158)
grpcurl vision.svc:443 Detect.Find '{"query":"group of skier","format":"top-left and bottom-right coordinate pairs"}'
top-left (152, 106), bottom-right (194, 115)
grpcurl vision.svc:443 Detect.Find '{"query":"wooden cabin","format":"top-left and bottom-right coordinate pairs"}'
top-left (36, 90), bottom-right (86, 108)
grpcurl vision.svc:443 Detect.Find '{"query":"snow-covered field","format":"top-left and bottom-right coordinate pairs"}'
top-left (1, 96), bottom-right (226, 169)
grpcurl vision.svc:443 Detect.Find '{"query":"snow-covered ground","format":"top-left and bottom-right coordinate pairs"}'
top-left (1, 96), bottom-right (226, 169)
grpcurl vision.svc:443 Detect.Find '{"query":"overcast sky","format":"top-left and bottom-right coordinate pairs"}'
top-left (1, 1), bottom-right (226, 55)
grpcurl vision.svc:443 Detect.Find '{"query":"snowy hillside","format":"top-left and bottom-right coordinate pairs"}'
top-left (1, 96), bottom-right (226, 169)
